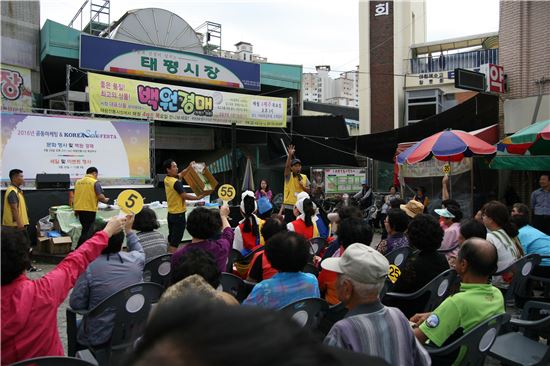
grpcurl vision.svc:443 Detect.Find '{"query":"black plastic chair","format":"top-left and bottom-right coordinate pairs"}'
top-left (438, 243), bottom-right (459, 254)
top-left (303, 263), bottom-right (319, 277)
top-left (143, 254), bottom-right (172, 289)
top-left (309, 237), bottom-right (328, 256)
top-left (279, 298), bottom-right (328, 330)
top-left (66, 282), bottom-right (164, 364)
top-left (10, 356), bottom-right (97, 366)
top-left (489, 301), bottom-right (550, 366)
top-left (219, 272), bottom-right (253, 303)
top-left (494, 254), bottom-right (541, 306)
top-left (385, 246), bottom-right (412, 270)
top-left (226, 249), bottom-right (243, 273)
top-left (318, 301), bottom-right (349, 337)
top-left (383, 269), bottom-right (459, 313)
top-left (425, 312), bottom-right (510, 366)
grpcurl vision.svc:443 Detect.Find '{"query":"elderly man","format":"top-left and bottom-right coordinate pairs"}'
top-left (531, 173), bottom-right (550, 235)
top-left (322, 244), bottom-right (430, 366)
top-left (411, 238), bottom-right (505, 365)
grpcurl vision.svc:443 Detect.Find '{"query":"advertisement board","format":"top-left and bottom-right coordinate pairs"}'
top-left (1, 64), bottom-right (32, 112)
top-left (88, 72), bottom-right (286, 128)
top-left (80, 34), bottom-right (260, 91)
top-left (1, 113), bottom-right (150, 186)
top-left (323, 168), bottom-right (366, 195)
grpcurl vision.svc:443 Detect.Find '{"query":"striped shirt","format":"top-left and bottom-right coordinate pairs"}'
top-left (486, 229), bottom-right (522, 272)
top-left (324, 301), bottom-right (430, 366)
top-left (136, 231), bottom-right (168, 261)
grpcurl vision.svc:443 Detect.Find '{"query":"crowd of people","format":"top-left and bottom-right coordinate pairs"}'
top-left (2, 148), bottom-right (549, 365)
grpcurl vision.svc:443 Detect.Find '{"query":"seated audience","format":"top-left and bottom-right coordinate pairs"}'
top-left (412, 238), bottom-right (505, 365)
top-left (171, 206), bottom-right (233, 273)
top-left (481, 201), bottom-right (524, 286)
top-left (233, 191), bottom-right (265, 255)
top-left (400, 200), bottom-right (424, 219)
top-left (385, 214), bottom-right (449, 318)
top-left (511, 203), bottom-right (550, 277)
top-left (164, 248), bottom-right (238, 305)
top-left (323, 206), bottom-right (363, 260)
top-left (439, 199), bottom-right (460, 230)
top-left (243, 231), bottom-right (320, 308)
top-left (1, 217), bottom-right (126, 364)
top-left (389, 197), bottom-right (406, 209)
top-left (318, 218), bottom-right (373, 305)
top-left (436, 205), bottom-right (463, 265)
top-left (458, 219), bottom-right (487, 245)
top-left (246, 215), bottom-right (288, 283)
top-left (287, 192), bottom-right (319, 239)
top-left (376, 208), bottom-right (410, 255)
top-left (133, 206), bottom-right (168, 261)
top-left (127, 292), bottom-right (389, 366)
top-left (70, 215), bottom-right (145, 347)
top-left (323, 244), bottom-right (430, 366)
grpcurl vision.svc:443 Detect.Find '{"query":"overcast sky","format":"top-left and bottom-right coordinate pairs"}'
top-left (39, 0), bottom-right (499, 73)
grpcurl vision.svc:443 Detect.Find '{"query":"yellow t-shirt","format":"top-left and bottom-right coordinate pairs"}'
top-left (283, 173), bottom-right (308, 206)
top-left (164, 176), bottom-right (186, 214)
top-left (74, 174), bottom-right (100, 212)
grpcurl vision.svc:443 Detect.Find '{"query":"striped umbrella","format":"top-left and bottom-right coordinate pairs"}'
top-left (499, 119), bottom-right (550, 155)
top-left (397, 129), bottom-right (497, 165)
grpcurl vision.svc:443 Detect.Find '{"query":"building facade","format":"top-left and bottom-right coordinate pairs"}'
top-left (303, 66), bottom-right (359, 107)
top-left (215, 41), bottom-right (268, 63)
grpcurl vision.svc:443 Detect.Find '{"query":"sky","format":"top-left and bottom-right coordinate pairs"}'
top-left (39, 0), bottom-right (500, 73)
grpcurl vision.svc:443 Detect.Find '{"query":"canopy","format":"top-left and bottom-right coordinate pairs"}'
top-left (499, 119), bottom-right (550, 156)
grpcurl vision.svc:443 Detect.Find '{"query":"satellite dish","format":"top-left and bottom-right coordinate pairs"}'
top-left (110, 8), bottom-right (204, 54)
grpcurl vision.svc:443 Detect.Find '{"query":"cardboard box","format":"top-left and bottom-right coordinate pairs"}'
top-left (46, 236), bottom-right (73, 254)
top-left (182, 164), bottom-right (218, 196)
top-left (36, 236), bottom-right (50, 253)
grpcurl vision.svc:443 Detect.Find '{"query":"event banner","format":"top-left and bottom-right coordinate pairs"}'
top-left (1, 64), bottom-right (32, 112)
top-left (324, 168), bottom-right (366, 195)
top-left (88, 72), bottom-right (287, 128)
top-left (80, 34), bottom-right (261, 91)
top-left (1, 113), bottom-right (150, 185)
top-left (399, 158), bottom-right (472, 178)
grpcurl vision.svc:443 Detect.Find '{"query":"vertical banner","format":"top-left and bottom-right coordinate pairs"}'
top-left (1, 113), bottom-right (150, 186)
top-left (1, 64), bottom-right (32, 112)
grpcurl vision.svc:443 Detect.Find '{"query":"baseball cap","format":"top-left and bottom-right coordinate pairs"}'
top-left (291, 158), bottom-right (302, 166)
top-left (435, 208), bottom-right (455, 218)
top-left (321, 243), bottom-right (389, 284)
top-left (400, 200), bottom-right (424, 218)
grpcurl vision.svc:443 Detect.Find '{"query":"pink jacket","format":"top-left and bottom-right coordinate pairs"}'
top-left (1, 231), bottom-right (109, 365)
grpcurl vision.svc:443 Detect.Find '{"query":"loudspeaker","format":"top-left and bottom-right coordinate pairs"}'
top-left (35, 174), bottom-right (70, 189)
top-left (154, 174), bottom-right (166, 189)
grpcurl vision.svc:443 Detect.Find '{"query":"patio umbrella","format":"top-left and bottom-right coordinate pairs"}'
top-left (499, 119), bottom-right (550, 156)
top-left (397, 129), bottom-right (497, 165)
top-left (241, 157), bottom-right (255, 192)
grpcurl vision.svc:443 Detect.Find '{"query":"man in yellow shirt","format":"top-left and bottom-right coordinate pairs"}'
top-left (74, 167), bottom-right (110, 247)
top-left (163, 159), bottom-right (207, 253)
top-left (281, 145), bottom-right (310, 224)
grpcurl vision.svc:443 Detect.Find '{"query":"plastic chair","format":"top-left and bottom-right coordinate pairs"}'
top-left (9, 356), bottom-right (97, 366)
top-left (226, 249), bottom-right (243, 273)
top-left (438, 243), bottom-right (459, 254)
top-left (219, 272), bottom-right (253, 303)
top-left (489, 301), bottom-right (550, 366)
top-left (383, 269), bottom-right (459, 313)
top-left (385, 246), bottom-right (412, 270)
top-left (279, 298), bottom-right (328, 330)
top-left (143, 254), bottom-right (172, 289)
top-left (309, 237), bottom-right (328, 256)
top-left (494, 254), bottom-right (541, 306)
top-left (66, 282), bottom-right (164, 364)
top-left (425, 312), bottom-right (510, 366)
top-left (303, 263), bottom-right (319, 277)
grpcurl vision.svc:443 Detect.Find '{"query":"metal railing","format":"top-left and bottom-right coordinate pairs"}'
top-left (409, 48), bottom-right (499, 74)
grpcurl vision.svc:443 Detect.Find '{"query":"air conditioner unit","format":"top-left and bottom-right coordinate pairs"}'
top-left (49, 100), bottom-right (74, 111)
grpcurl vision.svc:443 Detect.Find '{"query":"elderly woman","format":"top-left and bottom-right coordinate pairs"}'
top-left (133, 207), bottom-right (168, 261)
top-left (376, 208), bottom-right (409, 255)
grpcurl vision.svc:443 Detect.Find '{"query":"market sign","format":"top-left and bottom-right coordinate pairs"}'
top-left (88, 72), bottom-right (286, 128)
top-left (480, 64), bottom-right (505, 93)
top-left (80, 34), bottom-right (261, 91)
top-left (1, 64), bottom-right (32, 112)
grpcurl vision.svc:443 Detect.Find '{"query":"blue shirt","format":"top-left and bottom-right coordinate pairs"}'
top-left (243, 272), bottom-right (320, 309)
top-left (518, 225), bottom-right (550, 266)
top-left (531, 188), bottom-right (550, 215)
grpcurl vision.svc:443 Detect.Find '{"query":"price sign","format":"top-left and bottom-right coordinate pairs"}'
top-left (218, 184), bottom-right (236, 202)
top-left (443, 163), bottom-right (451, 175)
top-left (388, 264), bottom-right (401, 283)
top-left (117, 189), bottom-right (144, 214)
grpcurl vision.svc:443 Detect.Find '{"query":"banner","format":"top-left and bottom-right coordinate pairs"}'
top-left (324, 168), bottom-right (366, 194)
top-left (1, 113), bottom-right (150, 186)
top-left (80, 34), bottom-right (260, 91)
top-left (88, 72), bottom-right (287, 128)
top-left (1, 64), bottom-right (32, 112)
top-left (399, 158), bottom-right (472, 178)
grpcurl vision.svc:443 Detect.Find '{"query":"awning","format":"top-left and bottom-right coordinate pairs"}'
top-left (411, 32), bottom-right (499, 55)
top-left (490, 152), bottom-right (550, 171)
top-left (208, 149), bottom-right (243, 175)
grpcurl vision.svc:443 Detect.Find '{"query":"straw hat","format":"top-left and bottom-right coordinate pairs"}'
top-left (400, 200), bottom-right (424, 218)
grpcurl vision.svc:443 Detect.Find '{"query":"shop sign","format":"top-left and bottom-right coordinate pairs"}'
top-left (1, 64), bottom-right (32, 112)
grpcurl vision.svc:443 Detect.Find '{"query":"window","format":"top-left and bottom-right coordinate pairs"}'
top-left (406, 89), bottom-right (443, 124)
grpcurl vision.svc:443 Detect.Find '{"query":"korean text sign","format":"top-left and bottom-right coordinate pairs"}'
top-left (88, 72), bottom-right (287, 128)
top-left (1, 64), bottom-right (32, 112)
top-left (0, 113), bottom-right (150, 184)
top-left (80, 34), bottom-right (260, 91)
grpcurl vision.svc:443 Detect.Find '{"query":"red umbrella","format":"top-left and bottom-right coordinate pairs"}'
top-left (397, 129), bottom-right (497, 165)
